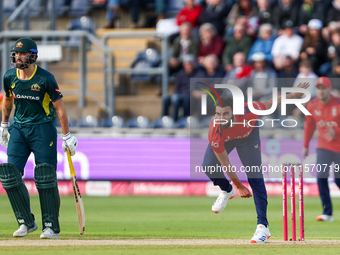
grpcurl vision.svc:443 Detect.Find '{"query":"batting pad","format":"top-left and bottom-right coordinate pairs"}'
top-left (34, 164), bottom-right (60, 233)
top-left (0, 163), bottom-right (35, 228)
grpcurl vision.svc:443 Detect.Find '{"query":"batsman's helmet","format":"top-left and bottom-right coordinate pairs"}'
top-left (10, 38), bottom-right (38, 70)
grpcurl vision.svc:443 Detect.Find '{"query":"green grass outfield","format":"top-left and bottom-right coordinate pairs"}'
top-left (0, 195), bottom-right (339, 254)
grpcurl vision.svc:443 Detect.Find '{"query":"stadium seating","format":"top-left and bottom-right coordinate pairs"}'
top-left (101, 116), bottom-right (125, 128)
top-left (76, 115), bottom-right (99, 128)
top-left (200, 116), bottom-right (214, 128)
top-left (54, 117), bottom-right (76, 127)
top-left (3, 0), bottom-right (17, 16)
top-left (152, 116), bottom-right (175, 129)
top-left (131, 48), bottom-right (161, 94)
top-left (126, 116), bottom-right (150, 129)
top-left (66, 16), bottom-right (95, 50)
top-left (176, 116), bottom-right (200, 129)
top-left (68, 0), bottom-right (89, 16)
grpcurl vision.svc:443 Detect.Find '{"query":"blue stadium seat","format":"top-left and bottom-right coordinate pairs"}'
top-left (101, 116), bottom-right (125, 128)
top-left (131, 48), bottom-right (161, 93)
top-left (28, 0), bottom-right (42, 17)
top-left (176, 116), bottom-right (200, 129)
top-left (47, 0), bottom-right (66, 16)
top-left (77, 115), bottom-right (99, 128)
top-left (200, 116), bottom-right (214, 128)
top-left (68, 0), bottom-right (89, 16)
top-left (54, 117), bottom-right (76, 127)
top-left (3, 0), bottom-right (17, 16)
top-left (66, 16), bottom-right (94, 48)
top-left (165, 0), bottom-right (185, 16)
top-left (152, 116), bottom-right (175, 129)
top-left (126, 116), bottom-right (150, 129)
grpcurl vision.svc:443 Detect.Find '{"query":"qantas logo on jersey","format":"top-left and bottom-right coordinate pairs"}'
top-left (55, 89), bottom-right (62, 95)
top-left (12, 91), bottom-right (39, 100)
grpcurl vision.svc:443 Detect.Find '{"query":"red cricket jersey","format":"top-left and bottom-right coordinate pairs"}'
top-left (208, 101), bottom-right (266, 154)
top-left (304, 95), bottom-right (340, 152)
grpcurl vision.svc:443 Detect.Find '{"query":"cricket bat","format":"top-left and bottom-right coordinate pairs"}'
top-left (66, 150), bottom-right (85, 235)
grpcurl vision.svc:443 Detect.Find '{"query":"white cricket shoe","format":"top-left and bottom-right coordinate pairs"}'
top-left (250, 224), bottom-right (271, 243)
top-left (211, 183), bottom-right (236, 213)
top-left (316, 214), bottom-right (334, 222)
top-left (13, 221), bottom-right (38, 237)
top-left (40, 227), bottom-right (60, 239)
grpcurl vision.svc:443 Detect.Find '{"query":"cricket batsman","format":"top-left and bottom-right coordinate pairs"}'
top-left (202, 82), bottom-right (309, 243)
top-left (303, 77), bottom-right (340, 222)
top-left (0, 38), bottom-right (78, 238)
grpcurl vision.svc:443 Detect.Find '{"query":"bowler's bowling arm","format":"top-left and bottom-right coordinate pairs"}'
top-left (214, 150), bottom-right (243, 189)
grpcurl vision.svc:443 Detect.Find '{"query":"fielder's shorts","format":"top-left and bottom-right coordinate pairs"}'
top-left (7, 121), bottom-right (57, 175)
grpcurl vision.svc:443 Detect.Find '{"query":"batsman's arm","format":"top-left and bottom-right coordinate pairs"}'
top-left (2, 96), bottom-right (13, 122)
top-left (52, 98), bottom-right (69, 135)
top-left (214, 150), bottom-right (252, 198)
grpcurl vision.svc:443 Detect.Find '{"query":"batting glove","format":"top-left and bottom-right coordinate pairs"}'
top-left (0, 122), bottom-right (10, 149)
top-left (62, 132), bottom-right (78, 156)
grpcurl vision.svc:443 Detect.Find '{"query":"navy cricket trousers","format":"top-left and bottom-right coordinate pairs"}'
top-left (316, 148), bottom-right (340, 216)
top-left (202, 127), bottom-right (268, 225)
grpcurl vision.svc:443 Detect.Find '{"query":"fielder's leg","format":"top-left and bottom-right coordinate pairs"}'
top-left (0, 163), bottom-right (37, 237)
top-left (34, 163), bottom-right (60, 238)
top-left (316, 149), bottom-right (333, 220)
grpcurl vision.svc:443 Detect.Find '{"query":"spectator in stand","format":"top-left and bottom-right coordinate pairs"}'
top-left (222, 23), bottom-right (253, 72)
top-left (248, 23), bottom-right (275, 63)
top-left (250, 0), bottom-right (274, 25)
top-left (327, 58), bottom-right (340, 96)
top-left (271, 20), bottom-right (304, 70)
top-left (300, 19), bottom-right (328, 74)
top-left (294, 59), bottom-right (318, 98)
top-left (162, 55), bottom-right (196, 121)
top-left (321, 30), bottom-right (340, 75)
top-left (223, 52), bottom-right (252, 95)
top-left (129, 0), bottom-right (147, 28)
top-left (197, 23), bottom-right (225, 65)
top-left (225, 52), bottom-right (253, 79)
top-left (226, 0), bottom-right (253, 31)
top-left (322, 0), bottom-right (340, 42)
top-left (176, 0), bottom-right (203, 29)
top-left (249, 52), bottom-right (277, 101)
top-left (169, 23), bottom-right (199, 73)
top-left (325, 0), bottom-right (340, 29)
top-left (278, 56), bottom-right (299, 79)
top-left (272, 0), bottom-right (300, 34)
top-left (192, 54), bottom-right (225, 116)
top-left (277, 56), bottom-right (299, 97)
top-left (196, 54), bottom-right (226, 78)
top-left (104, 0), bottom-right (120, 28)
top-left (198, 0), bottom-right (231, 36)
top-left (298, 0), bottom-right (325, 35)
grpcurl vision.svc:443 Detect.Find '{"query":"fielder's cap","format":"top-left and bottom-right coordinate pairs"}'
top-left (252, 52), bottom-right (266, 62)
top-left (283, 20), bottom-right (294, 29)
top-left (308, 19), bottom-right (323, 30)
top-left (316, 76), bottom-right (332, 88)
top-left (11, 38), bottom-right (38, 53)
top-left (182, 54), bottom-right (195, 63)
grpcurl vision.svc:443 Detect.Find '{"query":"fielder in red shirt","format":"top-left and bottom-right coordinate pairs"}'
top-left (303, 76), bottom-right (340, 222)
top-left (202, 83), bottom-right (309, 243)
